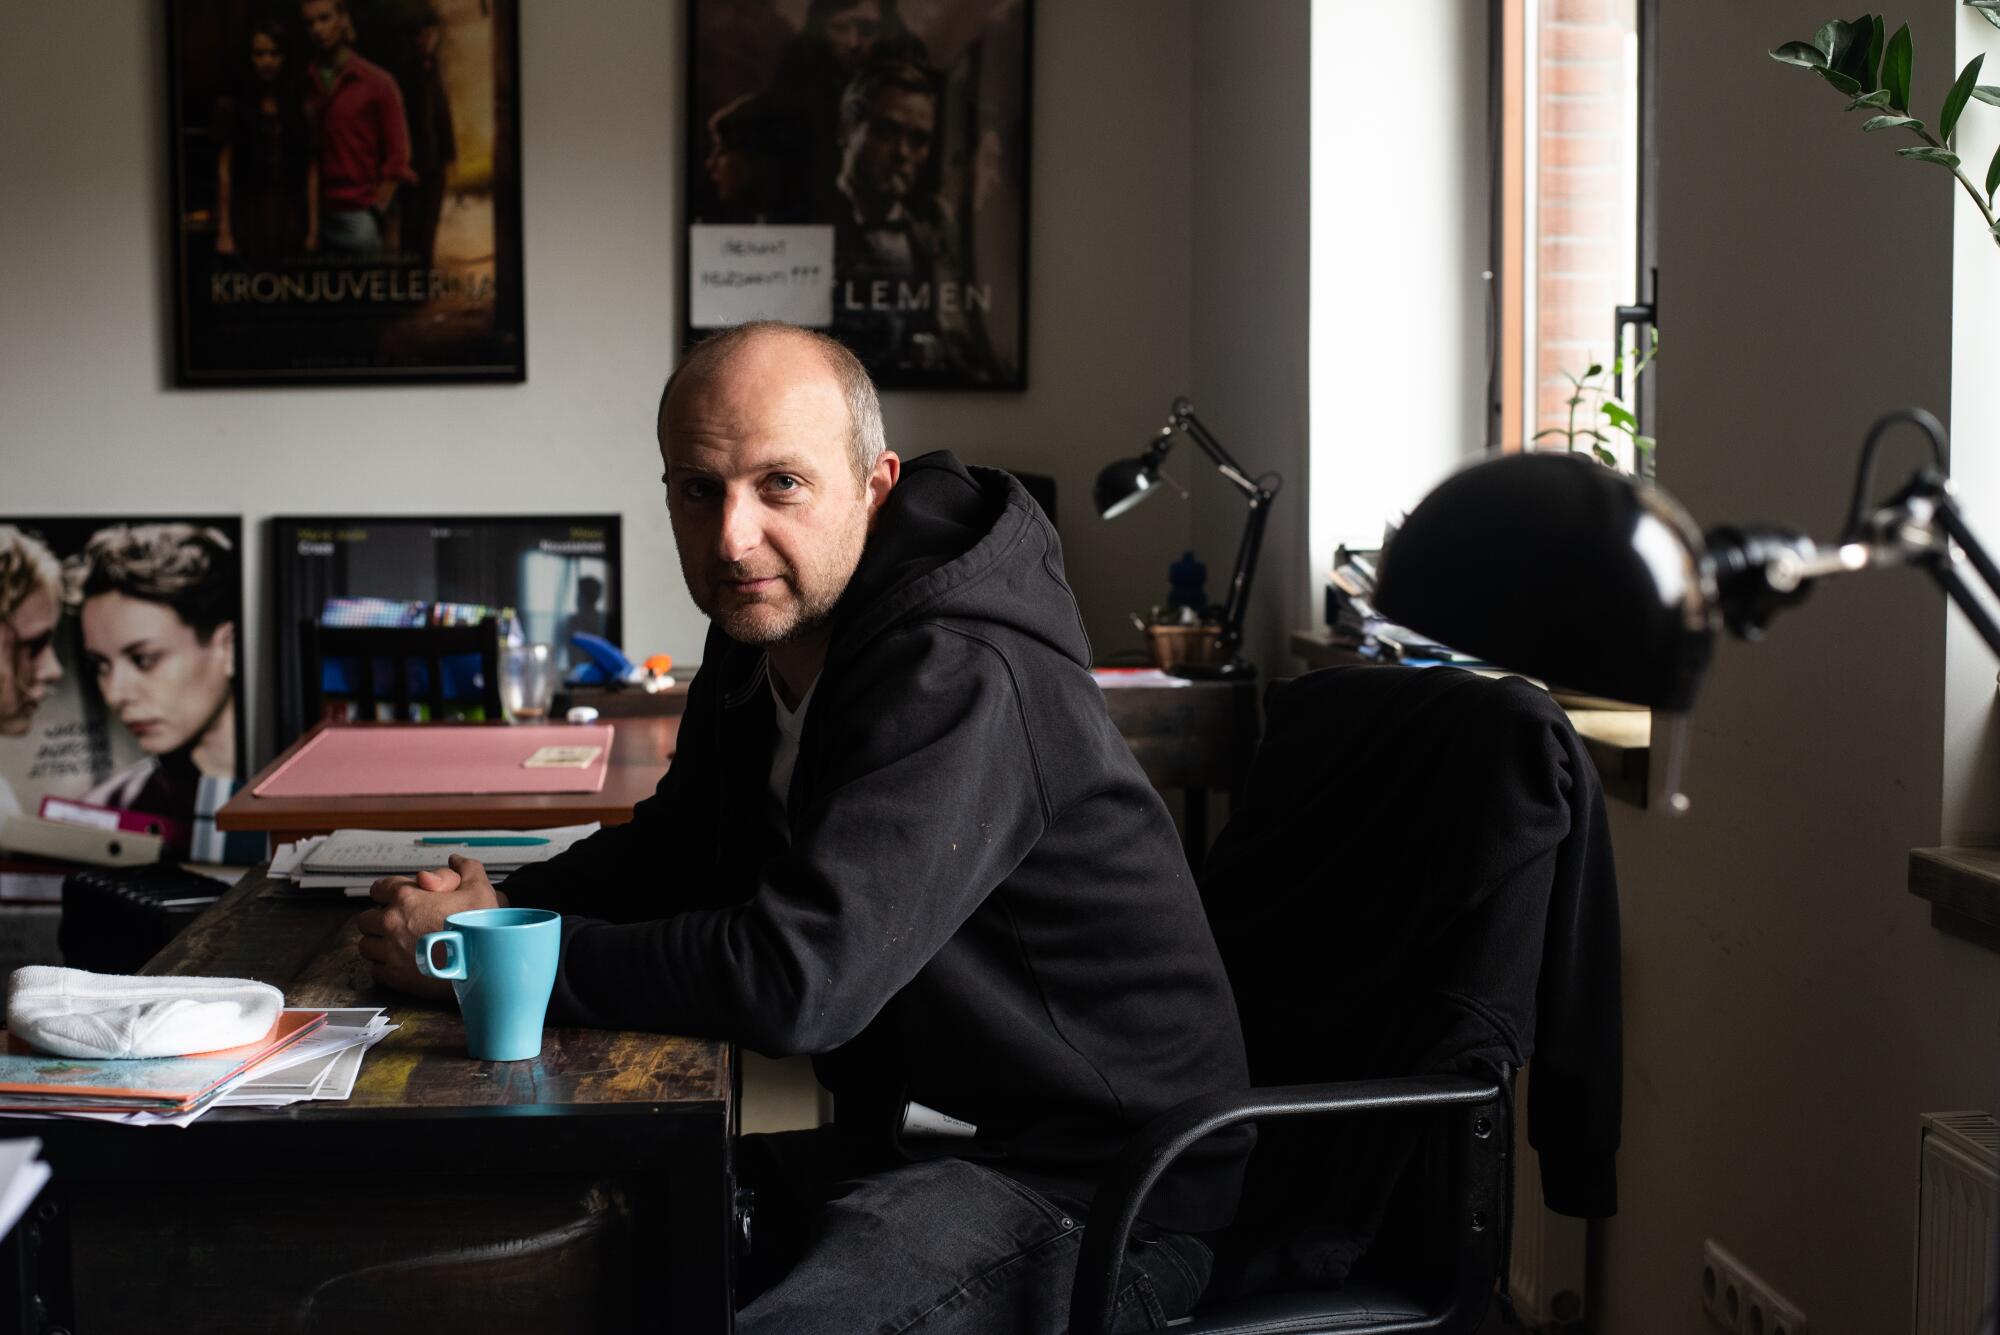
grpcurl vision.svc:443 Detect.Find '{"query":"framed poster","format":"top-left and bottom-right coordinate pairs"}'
top-left (270, 514), bottom-right (622, 744)
top-left (167, 0), bottom-right (525, 385)
top-left (685, 0), bottom-right (1033, 390)
top-left (0, 518), bottom-right (249, 862)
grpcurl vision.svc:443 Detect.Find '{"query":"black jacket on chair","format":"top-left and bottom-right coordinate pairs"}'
top-left (1196, 664), bottom-right (1621, 1294)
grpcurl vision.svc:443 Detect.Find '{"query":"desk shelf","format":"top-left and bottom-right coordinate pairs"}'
top-left (1910, 847), bottom-right (2000, 950)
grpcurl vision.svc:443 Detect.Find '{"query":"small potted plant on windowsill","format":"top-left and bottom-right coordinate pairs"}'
top-left (1533, 328), bottom-right (1660, 477)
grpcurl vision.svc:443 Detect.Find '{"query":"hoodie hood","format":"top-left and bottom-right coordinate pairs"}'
top-left (828, 451), bottom-right (1092, 673)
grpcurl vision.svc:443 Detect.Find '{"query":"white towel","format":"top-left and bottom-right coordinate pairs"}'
top-left (6, 967), bottom-right (283, 1060)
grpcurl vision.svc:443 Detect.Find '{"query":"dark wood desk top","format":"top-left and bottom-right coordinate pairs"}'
top-left (9, 867), bottom-right (738, 1334)
top-left (138, 867), bottom-right (729, 1117)
top-left (217, 716), bottom-right (679, 838)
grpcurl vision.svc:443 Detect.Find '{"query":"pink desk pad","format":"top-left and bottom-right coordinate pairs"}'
top-left (253, 725), bottom-right (616, 798)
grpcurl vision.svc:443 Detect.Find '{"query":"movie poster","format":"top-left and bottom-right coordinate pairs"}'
top-left (168, 0), bottom-right (524, 384)
top-left (0, 519), bottom-right (249, 862)
top-left (685, 0), bottom-right (1033, 389)
top-left (270, 515), bottom-right (621, 745)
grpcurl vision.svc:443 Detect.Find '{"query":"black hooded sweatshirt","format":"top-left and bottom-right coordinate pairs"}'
top-left (500, 452), bottom-right (1252, 1232)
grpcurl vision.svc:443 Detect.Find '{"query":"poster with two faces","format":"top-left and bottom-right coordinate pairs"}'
top-left (0, 519), bottom-right (249, 863)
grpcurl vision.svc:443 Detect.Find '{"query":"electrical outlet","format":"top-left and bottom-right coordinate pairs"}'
top-left (1702, 1240), bottom-right (1809, 1335)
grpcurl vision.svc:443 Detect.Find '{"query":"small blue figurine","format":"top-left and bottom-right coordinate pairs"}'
top-left (1167, 550), bottom-right (1208, 614)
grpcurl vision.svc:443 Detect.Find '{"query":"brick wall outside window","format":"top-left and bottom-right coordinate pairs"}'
top-left (1531, 0), bottom-right (1639, 444)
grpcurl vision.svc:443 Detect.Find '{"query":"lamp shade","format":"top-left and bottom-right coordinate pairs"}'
top-left (1094, 456), bottom-right (1162, 520)
top-left (1373, 451), bottom-right (1716, 711)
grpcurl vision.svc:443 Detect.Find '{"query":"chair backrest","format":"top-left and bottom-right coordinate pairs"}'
top-left (1196, 663), bottom-right (1619, 1301)
top-left (299, 620), bottom-right (505, 732)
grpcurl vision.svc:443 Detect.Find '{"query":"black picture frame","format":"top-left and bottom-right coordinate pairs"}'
top-left (167, 0), bottom-right (526, 386)
top-left (682, 0), bottom-right (1034, 391)
top-left (268, 513), bottom-right (623, 746)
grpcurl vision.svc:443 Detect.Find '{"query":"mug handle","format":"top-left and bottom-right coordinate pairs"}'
top-left (416, 930), bottom-right (467, 981)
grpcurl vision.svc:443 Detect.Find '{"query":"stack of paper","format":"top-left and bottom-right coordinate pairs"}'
top-left (266, 823), bottom-right (598, 897)
top-left (0, 1010), bottom-right (326, 1118)
top-left (0, 1008), bottom-right (396, 1127)
top-left (212, 1008), bottom-right (394, 1109)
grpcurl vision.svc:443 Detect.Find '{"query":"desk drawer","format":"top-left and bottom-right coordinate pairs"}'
top-left (63, 1174), bottom-right (643, 1334)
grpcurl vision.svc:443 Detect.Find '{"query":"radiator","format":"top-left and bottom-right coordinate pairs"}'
top-left (1914, 1112), bottom-right (1999, 1335)
top-left (1509, 1063), bottom-right (1587, 1327)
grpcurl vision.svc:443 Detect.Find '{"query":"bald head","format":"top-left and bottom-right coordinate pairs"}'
top-left (659, 322), bottom-right (886, 483)
top-left (656, 323), bottom-right (901, 655)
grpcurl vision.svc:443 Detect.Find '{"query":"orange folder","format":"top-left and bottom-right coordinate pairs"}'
top-left (0, 1010), bottom-right (328, 1112)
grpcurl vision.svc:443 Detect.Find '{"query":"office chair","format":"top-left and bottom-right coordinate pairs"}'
top-left (298, 619), bottom-right (505, 731)
top-left (1071, 664), bottom-right (1622, 1334)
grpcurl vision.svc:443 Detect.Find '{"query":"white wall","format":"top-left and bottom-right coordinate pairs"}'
top-left (1598, 3), bottom-right (2000, 1329)
top-left (1944, 8), bottom-right (2000, 845)
top-left (0, 0), bottom-right (1199, 762)
top-left (1307, 0), bottom-right (1492, 582)
top-left (1188, 0), bottom-right (1313, 675)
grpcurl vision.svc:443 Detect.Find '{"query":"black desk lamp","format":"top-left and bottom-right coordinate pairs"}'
top-left (1372, 407), bottom-right (2000, 799)
top-left (1096, 397), bottom-right (1281, 680)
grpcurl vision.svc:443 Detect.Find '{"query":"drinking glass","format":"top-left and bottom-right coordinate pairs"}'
top-left (501, 643), bottom-right (557, 722)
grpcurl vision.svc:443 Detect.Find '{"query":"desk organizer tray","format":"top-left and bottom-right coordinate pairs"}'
top-left (252, 725), bottom-right (615, 797)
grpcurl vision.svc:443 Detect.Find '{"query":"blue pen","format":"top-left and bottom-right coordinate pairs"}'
top-left (418, 836), bottom-right (551, 847)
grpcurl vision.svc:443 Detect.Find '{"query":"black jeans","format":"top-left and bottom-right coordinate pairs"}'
top-left (736, 1128), bottom-right (1213, 1334)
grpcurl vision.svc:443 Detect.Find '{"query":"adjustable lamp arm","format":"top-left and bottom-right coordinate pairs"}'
top-left (1160, 398), bottom-right (1280, 665)
top-left (1709, 408), bottom-right (2000, 658)
top-left (1168, 398), bottom-right (1263, 499)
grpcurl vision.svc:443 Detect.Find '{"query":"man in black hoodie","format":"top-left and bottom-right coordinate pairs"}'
top-left (356, 322), bottom-right (1249, 1333)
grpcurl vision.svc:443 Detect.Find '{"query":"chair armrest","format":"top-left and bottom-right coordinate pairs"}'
top-left (1069, 1073), bottom-right (1504, 1335)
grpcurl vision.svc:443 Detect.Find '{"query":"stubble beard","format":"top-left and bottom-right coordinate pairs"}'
top-left (686, 498), bottom-right (869, 649)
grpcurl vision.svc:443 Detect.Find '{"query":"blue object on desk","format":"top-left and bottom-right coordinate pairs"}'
top-left (568, 631), bottom-right (638, 685)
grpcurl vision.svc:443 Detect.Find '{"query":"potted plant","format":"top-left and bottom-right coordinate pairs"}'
top-left (1770, 8), bottom-right (2000, 247)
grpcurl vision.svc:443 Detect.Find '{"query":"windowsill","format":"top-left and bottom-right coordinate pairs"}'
top-left (1289, 629), bottom-right (1651, 808)
top-left (1909, 847), bottom-right (2000, 951)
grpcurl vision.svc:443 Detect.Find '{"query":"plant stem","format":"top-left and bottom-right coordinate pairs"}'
top-left (1911, 124), bottom-right (2000, 243)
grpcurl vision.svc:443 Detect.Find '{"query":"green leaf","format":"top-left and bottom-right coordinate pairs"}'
top-left (1864, 15), bottom-right (1886, 89)
top-left (1771, 40), bottom-right (1830, 68)
top-left (1988, 140), bottom-right (2000, 200)
top-left (1862, 114), bottom-right (1927, 132)
top-left (1592, 444), bottom-right (1618, 468)
top-left (1585, 362), bottom-right (1603, 377)
top-left (1973, 86), bottom-right (2000, 107)
top-left (1884, 23), bottom-right (1913, 112)
top-left (1830, 13), bottom-right (1881, 89)
top-left (1898, 146), bottom-right (1964, 167)
top-left (1814, 19), bottom-right (1848, 61)
top-left (1942, 53), bottom-right (1985, 145)
top-left (1971, 0), bottom-right (2000, 33)
top-left (1603, 401), bottom-right (1638, 429)
top-left (1531, 428), bottom-right (1566, 441)
top-left (1846, 89), bottom-right (1895, 110)
top-left (1814, 65), bottom-right (1865, 96)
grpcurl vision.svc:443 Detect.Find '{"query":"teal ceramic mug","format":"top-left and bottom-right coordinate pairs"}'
top-left (415, 907), bottom-right (561, 1061)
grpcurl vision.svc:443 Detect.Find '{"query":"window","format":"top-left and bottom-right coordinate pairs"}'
top-left (1494, 0), bottom-right (1656, 473)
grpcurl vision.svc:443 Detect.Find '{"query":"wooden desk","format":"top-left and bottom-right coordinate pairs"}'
top-left (1096, 678), bottom-right (1260, 857)
top-left (0, 868), bottom-right (735, 1334)
top-left (551, 673), bottom-right (1263, 863)
top-left (218, 716), bottom-right (680, 843)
